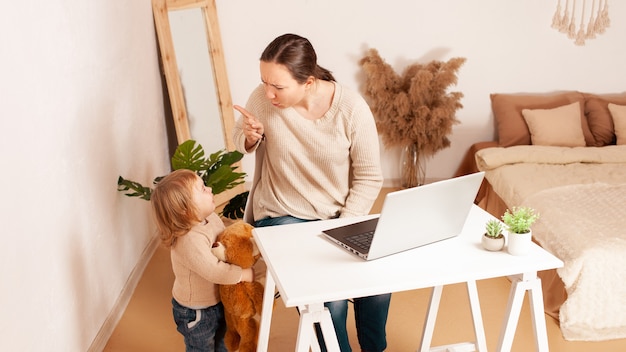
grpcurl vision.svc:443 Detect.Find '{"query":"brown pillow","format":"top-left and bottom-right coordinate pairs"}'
top-left (583, 92), bottom-right (626, 146)
top-left (522, 102), bottom-right (586, 147)
top-left (608, 103), bottom-right (626, 145)
top-left (491, 91), bottom-right (594, 147)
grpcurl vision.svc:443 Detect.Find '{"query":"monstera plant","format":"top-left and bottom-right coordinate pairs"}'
top-left (117, 139), bottom-right (248, 219)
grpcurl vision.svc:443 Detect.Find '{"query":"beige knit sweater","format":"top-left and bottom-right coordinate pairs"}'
top-left (170, 212), bottom-right (243, 308)
top-left (234, 82), bottom-right (383, 221)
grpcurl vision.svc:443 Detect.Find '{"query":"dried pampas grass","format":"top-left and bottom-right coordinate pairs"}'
top-left (359, 49), bottom-right (466, 158)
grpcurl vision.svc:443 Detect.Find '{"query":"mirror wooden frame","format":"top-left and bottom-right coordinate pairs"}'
top-left (152, 0), bottom-right (245, 206)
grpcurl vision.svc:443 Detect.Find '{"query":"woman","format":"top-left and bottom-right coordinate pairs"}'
top-left (233, 33), bottom-right (390, 352)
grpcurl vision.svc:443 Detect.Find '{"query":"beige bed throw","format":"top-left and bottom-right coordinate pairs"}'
top-left (525, 184), bottom-right (626, 341)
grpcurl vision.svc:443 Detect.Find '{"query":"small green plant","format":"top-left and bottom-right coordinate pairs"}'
top-left (484, 219), bottom-right (504, 238)
top-left (501, 206), bottom-right (539, 234)
top-left (117, 140), bottom-right (248, 219)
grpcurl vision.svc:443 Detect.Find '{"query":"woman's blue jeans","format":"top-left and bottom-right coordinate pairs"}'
top-left (254, 215), bottom-right (391, 352)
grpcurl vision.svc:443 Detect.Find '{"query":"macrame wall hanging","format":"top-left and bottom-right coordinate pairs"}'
top-left (551, 0), bottom-right (610, 45)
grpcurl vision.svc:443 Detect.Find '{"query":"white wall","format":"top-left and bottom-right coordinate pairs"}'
top-left (216, 0), bottom-right (626, 185)
top-left (0, 1), bottom-right (169, 351)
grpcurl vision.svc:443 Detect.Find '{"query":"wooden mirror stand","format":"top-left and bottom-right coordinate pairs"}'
top-left (152, 0), bottom-right (245, 206)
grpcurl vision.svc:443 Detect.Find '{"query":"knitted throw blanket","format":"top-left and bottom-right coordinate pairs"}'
top-left (525, 183), bottom-right (626, 341)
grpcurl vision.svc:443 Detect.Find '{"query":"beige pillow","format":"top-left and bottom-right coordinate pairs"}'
top-left (490, 92), bottom-right (594, 147)
top-left (521, 102), bottom-right (586, 147)
top-left (608, 103), bottom-right (626, 145)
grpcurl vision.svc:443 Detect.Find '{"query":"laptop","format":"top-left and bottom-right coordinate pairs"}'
top-left (322, 172), bottom-right (485, 260)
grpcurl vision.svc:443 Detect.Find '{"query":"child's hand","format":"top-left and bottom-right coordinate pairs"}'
top-left (240, 267), bottom-right (255, 283)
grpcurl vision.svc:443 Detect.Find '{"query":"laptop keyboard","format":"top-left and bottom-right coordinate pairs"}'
top-left (345, 231), bottom-right (374, 251)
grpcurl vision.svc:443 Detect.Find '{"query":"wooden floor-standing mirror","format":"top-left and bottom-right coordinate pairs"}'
top-left (152, 0), bottom-right (245, 207)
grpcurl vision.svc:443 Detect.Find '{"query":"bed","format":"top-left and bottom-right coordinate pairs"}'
top-left (456, 91), bottom-right (626, 341)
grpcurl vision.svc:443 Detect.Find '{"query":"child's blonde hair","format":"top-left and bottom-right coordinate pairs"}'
top-left (151, 169), bottom-right (202, 247)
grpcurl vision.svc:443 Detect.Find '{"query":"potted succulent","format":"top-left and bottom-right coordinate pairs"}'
top-left (481, 219), bottom-right (505, 251)
top-left (501, 206), bottom-right (539, 256)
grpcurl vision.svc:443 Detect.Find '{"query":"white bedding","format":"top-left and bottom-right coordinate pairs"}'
top-left (475, 145), bottom-right (626, 341)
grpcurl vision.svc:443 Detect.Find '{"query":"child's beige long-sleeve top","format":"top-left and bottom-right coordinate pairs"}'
top-left (170, 212), bottom-right (242, 308)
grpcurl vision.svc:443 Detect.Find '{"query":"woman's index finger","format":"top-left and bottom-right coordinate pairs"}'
top-left (234, 105), bottom-right (251, 118)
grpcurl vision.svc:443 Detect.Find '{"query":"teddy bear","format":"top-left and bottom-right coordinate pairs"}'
top-left (211, 221), bottom-right (264, 352)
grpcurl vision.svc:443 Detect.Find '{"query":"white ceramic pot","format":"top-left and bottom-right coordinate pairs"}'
top-left (507, 230), bottom-right (532, 256)
top-left (481, 234), bottom-right (505, 251)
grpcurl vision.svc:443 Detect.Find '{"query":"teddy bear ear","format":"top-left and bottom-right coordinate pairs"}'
top-left (241, 222), bottom-right (254, 237)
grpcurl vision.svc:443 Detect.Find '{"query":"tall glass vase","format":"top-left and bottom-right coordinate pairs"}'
top-left (400, 142), bottom-right (426, 188)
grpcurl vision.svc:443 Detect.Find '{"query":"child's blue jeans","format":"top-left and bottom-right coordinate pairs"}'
top-left (172, 298), bottom-right (228, 352)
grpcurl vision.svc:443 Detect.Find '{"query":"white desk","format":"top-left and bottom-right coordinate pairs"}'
top-left (254, 205), bottom-right (563, 352)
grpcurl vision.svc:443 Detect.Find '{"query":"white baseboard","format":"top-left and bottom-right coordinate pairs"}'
top-left (88, 235), bottom-right (161, 352)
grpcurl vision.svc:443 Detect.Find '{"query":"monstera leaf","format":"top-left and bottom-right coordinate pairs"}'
top-left (199, 148), bottom-right (245, 195)
top-left (117, 177), bottom-right (153, 201)
top-left (171, 140), bottom-right (206, 171)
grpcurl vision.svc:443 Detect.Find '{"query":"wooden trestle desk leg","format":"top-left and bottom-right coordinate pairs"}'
top-left (419, 281), bottom-right (488, 352)
top-left (256, 268), bottom-right (339, 352)
top-left (296, 303), bottom-right (340, 352)
top-left (257, 268), bottom-right (276, 352)
top-left (497, 272), bottom-right (549, 352)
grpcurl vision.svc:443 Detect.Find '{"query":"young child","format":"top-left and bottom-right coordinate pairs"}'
top-left (151, 169), bottom-right (254, 352)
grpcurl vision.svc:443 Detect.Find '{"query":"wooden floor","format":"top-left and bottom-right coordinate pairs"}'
top-left (104, 190), bottom-right (626, 352)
